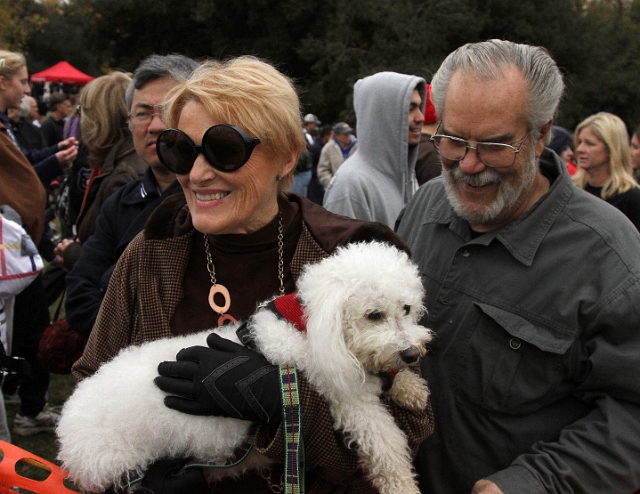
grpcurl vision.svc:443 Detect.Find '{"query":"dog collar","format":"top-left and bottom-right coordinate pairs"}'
top-left (265, 293), bottom-right (307, 333)
top-left (236, 293), bottom-right (306, 351)
top-left (378, 371), bottom-right (397, 392)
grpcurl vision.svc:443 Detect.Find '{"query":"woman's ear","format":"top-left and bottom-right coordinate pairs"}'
top-left (279, 148), bottom-right (299, 178)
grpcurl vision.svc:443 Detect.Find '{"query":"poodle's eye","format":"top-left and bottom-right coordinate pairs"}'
top-left (366, 310), bottom-right (384, 322)
top-left (404, 305), bottom-right (411, 315)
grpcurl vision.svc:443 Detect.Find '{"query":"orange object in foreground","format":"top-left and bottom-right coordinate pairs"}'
top-left (0, 440), bottom-right (77, 493)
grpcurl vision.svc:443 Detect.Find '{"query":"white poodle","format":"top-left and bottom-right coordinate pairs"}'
top-left (57, 241), bottom-right (433, 493)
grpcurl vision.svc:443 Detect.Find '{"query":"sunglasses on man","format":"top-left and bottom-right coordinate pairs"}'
top-left (156, 124), bottom-right (261, 174)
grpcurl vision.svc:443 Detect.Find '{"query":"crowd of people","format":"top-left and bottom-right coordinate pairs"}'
top-left (0, 39), bottom-right (639, 493)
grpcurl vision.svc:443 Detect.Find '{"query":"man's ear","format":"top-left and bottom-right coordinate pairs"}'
top-left (535, 119), bottom-right (554, 158)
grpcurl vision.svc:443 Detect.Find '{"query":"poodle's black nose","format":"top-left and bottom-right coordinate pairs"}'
top-left (400, 346), bottom-right (420, 364)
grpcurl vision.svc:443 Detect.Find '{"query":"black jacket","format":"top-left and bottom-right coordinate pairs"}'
top-left (65, 168), bottom-right (183, 336)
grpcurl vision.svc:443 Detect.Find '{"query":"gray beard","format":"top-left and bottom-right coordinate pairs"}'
top-left (442, 149), bottom-right (537, 226)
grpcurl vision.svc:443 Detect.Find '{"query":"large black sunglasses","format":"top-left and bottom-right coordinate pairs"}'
top-left (156, 124), bottom-right (261, 174)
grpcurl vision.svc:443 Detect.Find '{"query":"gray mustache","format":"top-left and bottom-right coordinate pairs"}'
top-left (450, 166), bottom-right (502, 187)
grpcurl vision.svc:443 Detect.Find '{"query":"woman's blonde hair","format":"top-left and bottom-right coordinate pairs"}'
top-left (79, 71), bottom-right (131, 168)
top-left (164, 56), bottom-right (305, 193)
top-left (573, 112), bottom-right (638, 199)
top-left (0, 50), bottom-right (26, 79)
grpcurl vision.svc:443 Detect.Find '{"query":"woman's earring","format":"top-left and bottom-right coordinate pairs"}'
top-left (276, 175), bottom-right (283, 182)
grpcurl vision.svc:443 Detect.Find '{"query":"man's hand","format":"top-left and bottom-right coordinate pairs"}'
top-left (472, 480), bottom-right (504, 494)
top-left (55, 145), bottom-right (78, 167)
top-left (155, 333), bottom-right (281, 425)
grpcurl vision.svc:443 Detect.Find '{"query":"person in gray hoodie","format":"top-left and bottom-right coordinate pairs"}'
top-left (322, 71), bottom-right (426, 227)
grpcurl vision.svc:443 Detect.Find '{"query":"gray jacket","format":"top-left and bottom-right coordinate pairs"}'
top-left (317, 137), bottom-right (358, 188)
top-left (398, 150), bottom-right (640, 493)
top-left (323, 72), bottom-right (425, 228)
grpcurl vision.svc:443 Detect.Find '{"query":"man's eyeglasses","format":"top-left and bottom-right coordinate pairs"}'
top-left (156, 124), bottom-right (261, 174)
top-left (431, 122), bottom-right (531, 168)
top-left (128, 105), bottom-right (163, 126)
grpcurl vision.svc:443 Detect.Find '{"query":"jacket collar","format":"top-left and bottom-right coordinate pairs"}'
top-left (120, 166), bottom-right (181, 206)
top-left (427, 150), bottom-right (574, 266)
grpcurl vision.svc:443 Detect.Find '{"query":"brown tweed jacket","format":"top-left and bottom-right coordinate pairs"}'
top-left (0, 123), bottom-right (46, 245)
top-left (72, 194), bottom-right (434, 493)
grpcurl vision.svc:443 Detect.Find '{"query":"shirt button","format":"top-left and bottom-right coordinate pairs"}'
top-left (460, 249), bottom-right (470, 257)
top-left (509, 338), bottom-right (521, 350)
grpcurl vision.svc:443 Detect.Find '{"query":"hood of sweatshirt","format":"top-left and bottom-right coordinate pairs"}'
top-left (353, 71), bottom-right (426, 200)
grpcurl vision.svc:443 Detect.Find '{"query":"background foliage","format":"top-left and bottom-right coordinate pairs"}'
top-left (3, 0), bottom-right (640, 133)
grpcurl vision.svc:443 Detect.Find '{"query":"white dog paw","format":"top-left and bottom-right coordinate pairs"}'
top-left (385, 369), bottom-right (430, 411)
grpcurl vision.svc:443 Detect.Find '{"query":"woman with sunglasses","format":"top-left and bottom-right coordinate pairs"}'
top-left (73, 56), bottom-right (433, 493)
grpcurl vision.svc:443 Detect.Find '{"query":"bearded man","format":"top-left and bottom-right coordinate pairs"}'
top-left (397, 39), bottom-right (640, 494)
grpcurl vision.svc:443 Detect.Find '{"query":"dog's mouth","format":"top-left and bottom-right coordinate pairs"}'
top-left (378, 371), bottom-right (395, 392)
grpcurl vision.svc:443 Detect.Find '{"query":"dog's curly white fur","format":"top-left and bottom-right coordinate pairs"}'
top-left (57, 242), bottom-right (433, 493)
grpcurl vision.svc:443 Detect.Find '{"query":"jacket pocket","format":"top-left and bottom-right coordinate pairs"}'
top-left (452, 302), bottom-right (574, 415)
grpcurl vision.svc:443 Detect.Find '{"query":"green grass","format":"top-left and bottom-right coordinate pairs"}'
top-left (1, 284), bottom-right (81, 491)
top-left (5, 373), bottom-right (76, 463)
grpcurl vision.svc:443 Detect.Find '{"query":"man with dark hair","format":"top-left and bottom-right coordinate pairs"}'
top-left (40, 92), bottom-right (71, 147)
top-left (65, 54), bottom-right (198, 337)
top-left (323, 72), bottom-right (425, 227)
top-left (397, 39), bottom-right (640, 494)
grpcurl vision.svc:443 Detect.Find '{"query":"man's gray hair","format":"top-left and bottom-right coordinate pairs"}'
top-left (125, 54), bottom-right (199, 111)
top-left (18, 95), bottom-right (31, 119)
top-left (430, 39), bottom-right (564, 141)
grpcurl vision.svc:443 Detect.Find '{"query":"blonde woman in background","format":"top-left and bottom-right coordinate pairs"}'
top-left (574, 112), bottom-right (640, 230)
top-left (73, 71), bottom-right (147, 243)
top-left (54, 71), bottom-right (147, 273)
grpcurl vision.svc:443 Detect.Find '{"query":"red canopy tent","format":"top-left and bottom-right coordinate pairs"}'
top-left (30, 61), bottom-right (94, 85)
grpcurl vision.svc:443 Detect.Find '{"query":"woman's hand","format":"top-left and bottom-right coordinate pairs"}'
top-left (155, 333), bottom-right (281, 425)
top-left (54, 238), bottom-right (77, 269)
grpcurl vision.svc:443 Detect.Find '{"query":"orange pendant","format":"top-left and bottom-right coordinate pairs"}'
top-left (218, 313), bottom-right (238, 325)
top-left (208, 284), bottom-right (237, 325)
top-left (208, 284), bottom-right (231, 313)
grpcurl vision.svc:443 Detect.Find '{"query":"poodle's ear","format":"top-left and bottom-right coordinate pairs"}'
top-left (298, 268), bottom-right (365, 398)
top-left (346, 223), bottom-right (412, 258)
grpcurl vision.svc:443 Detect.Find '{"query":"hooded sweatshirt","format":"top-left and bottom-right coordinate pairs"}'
top-left (323, 72), bottom-right (425, 228)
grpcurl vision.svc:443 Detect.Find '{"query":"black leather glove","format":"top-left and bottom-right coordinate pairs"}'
top-left (140, 458), bottom-right (209, 494)
top-left (155, 333), bottom-right (281, 426)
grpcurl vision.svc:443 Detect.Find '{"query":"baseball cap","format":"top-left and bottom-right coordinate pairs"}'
top-left (303, 113), bottom-right (321, 125)
top-left (332, 122), bottom-right (353, 135)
